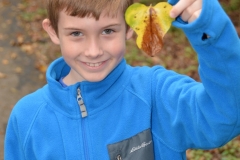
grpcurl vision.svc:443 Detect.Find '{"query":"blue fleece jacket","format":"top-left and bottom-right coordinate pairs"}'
top-left (4, 0), bottom-right (240, 159)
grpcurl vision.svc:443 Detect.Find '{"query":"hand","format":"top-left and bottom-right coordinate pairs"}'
top-left (170, 0), bottom-right (202, 23)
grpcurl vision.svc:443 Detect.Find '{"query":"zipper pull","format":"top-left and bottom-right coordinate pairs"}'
top-left (77, 88), bottom-right (88, 118)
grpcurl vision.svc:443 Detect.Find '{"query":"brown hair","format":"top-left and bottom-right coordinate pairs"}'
top-left (45, 0), bottom-right (134, 33)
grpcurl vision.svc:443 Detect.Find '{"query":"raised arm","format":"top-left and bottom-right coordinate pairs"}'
top-left (151, 0), bottom-right (240, 151)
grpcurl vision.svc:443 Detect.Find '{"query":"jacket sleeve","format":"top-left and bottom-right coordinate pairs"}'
top-left (4, 92), bottom-right (42, 160)
top-left (151, 0), bottom-right (240, 151)
top-left (4, 112), bottom-right (26, 160)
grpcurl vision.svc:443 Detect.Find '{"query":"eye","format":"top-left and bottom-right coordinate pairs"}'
top-left (71, 31), bottom-right (83, 37)
top-left (102, 29), bottom-right (114, 35)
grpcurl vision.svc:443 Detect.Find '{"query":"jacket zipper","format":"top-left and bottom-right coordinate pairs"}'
top-left (77, 87), bottom-right (90, 159)
top-left (77, 87), bottom-right (87, 118)
top-left (82, 118), bottom-right (90, 159)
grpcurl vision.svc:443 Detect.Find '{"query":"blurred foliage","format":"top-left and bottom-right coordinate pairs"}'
top-left (17, 0), bottom-right (240, 159)
top-left (222, 0), bottom-right (240, 11)
top-left (19, 1), bottom-right (47, 21)
top-left (187, 137), bottom-right (240, 160)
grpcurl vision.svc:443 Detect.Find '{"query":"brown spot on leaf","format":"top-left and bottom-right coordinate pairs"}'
top-left (142, 7), bottom-right (163, 57)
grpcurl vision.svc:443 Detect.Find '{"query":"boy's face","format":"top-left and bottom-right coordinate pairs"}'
top-left (44, 9), bottom-right (133, 83)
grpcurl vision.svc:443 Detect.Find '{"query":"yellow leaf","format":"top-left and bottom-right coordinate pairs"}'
top-left (125, 2), bottom-right (174, 56)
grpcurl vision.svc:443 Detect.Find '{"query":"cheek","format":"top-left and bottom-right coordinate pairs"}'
top-left (59, 40), bottom-right (80, 58)
top-left (105, 36), bottom-right (126, 57)
top-left (59, 45), bottom-right (71, 58)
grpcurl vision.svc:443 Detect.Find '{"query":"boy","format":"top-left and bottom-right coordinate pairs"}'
top-left (4, 0), bottom-right (240, 159)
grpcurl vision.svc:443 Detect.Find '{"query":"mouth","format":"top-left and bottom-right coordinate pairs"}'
top-left (84, 60), bottom-right (107, 68)
top-left (85, 62), bottom-right (102, 67)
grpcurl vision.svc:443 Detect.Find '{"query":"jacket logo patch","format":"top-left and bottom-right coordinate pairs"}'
top-left (107, 129), bottom-right (154, 160)
top-left (130, 140), bottom-right (152, 153)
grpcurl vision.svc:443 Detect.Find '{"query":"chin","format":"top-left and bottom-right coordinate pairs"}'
top-left (85, 74), bottom-right (107, 82)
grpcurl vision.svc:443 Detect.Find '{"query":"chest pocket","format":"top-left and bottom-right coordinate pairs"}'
top-left (107, 129), bottom-right (154, 160)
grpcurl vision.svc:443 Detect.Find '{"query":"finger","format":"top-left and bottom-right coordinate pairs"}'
top-left (170, 0), bottom-right (196, 18)
top-left (188, 9), bottom-right (201, 23)
top-left (181, 0), bottom-right (202, 22)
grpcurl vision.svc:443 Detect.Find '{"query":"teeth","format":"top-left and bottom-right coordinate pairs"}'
top-left (86, 62), bottom-right (102, 67)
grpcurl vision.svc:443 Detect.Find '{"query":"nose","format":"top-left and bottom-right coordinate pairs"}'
top-left (84, 38), bottom-right (103, 58)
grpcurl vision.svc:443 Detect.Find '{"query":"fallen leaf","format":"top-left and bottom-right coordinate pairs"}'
top-left (0, 34), bottom-right (4, 40)
top-left (35, 64), bottom-right (47, 73)
top-left (125, 2), bottom-right (174, 56)
top-left (10, 87), bottom-right (18, 93)
top-left (0, 72), bottom-right (7, 78)
top-left (15, 67), bottom-right (23, 73)
top-left (21, 44), bottom-right (34, 54)
top-left (2, 59), bottom-right (9, 65)
top-left (17, 34), bottom-right (24, 44)
top-left (10, 52), bottom-right (17, 59)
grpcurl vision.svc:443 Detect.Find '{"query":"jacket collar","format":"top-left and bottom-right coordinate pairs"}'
top-left (45, 57), bottom-right (130, 118)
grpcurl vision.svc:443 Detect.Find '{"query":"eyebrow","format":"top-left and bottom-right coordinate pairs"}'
top-left (103, 23), bottom-right (122, 28)
top-left (63, 23), bottom-right (122, 31)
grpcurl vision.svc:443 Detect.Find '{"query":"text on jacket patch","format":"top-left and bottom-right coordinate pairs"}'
top-left (130, 140), bottom-right (152, 153)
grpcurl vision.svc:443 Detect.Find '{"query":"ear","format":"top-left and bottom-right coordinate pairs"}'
top-left (126, 28), bottom-right (134, 40)
top-left (42, 19), bottom-right (60, 45)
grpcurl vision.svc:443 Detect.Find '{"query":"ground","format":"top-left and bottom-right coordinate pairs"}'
top-left (0, 0), bottom-right (46, 159)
